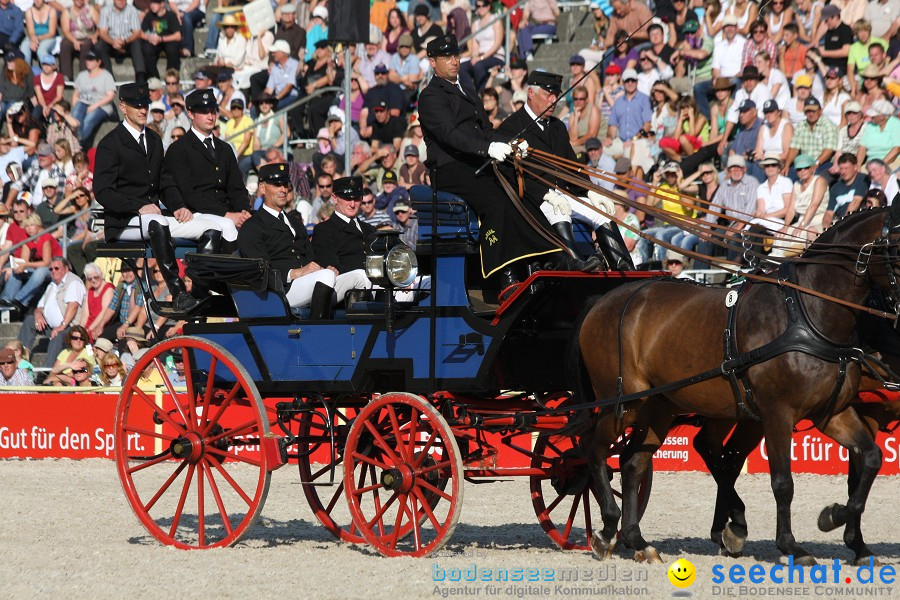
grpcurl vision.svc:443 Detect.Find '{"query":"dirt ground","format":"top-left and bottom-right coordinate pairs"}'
top-left (1, 460), bottom-right (898, 600)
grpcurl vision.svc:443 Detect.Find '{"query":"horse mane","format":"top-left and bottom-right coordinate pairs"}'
top-left (800, 206), bottom-right (887, 258)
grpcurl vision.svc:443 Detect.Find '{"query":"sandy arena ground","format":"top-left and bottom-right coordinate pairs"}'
top-left (0, 459), bottom-right (898, 600)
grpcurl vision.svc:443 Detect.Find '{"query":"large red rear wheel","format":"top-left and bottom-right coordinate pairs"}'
top-left (530, 432), bottom-right (652, 551)
top-left (115, 337), bottom-right (273, 549)
top-left (344, 392), bottom-right (463, 557)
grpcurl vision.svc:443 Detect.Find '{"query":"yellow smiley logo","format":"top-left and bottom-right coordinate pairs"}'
top-left (667, 558), bottom-right (696, 588)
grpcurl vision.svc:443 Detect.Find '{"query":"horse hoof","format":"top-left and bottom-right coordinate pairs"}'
top-left (719, 547), bottom-right (742, 558)
top-left (722, 523), bottom-right (746, 555)
top-left (793, 555), bottom-right (817, 567)
top-left (818, 503), bottom-right (841, 532)
top-left (853, 555), bottom-right (881, 567)
top-left (634, 546), bottom-right (662, 564)
top-left (590, 533), bottom-right (617, 560)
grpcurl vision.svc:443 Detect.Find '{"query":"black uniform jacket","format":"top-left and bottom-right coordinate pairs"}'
top-left (94, 123), bottom-right (185, 241)
top-left (238, 208), bottom-right (313, 276)
top-left (417, 74), bottom-right (501, 169)
top-left (165, 130), bottom-right (251, 216)
top-left (497, 108), bottom-right (589, 210)
top-left (311, 214), bottom-right (376, 273)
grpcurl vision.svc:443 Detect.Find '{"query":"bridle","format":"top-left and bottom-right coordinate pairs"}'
top-left (857, 211), bottom-right (900, 326)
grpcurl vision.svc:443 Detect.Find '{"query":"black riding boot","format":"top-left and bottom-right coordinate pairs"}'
top-left (551, 222), bottom-right (604, 272)
top-left (596, 222), bottom-right (635, 270)
top-left (196, 229), bottom-right (222, 254)
top-left (147, 220), bottom-right (199, 312)
top-left (308, 282), bottom-right (334, 320)
top-left (497, 266), bottom-right (520, 302)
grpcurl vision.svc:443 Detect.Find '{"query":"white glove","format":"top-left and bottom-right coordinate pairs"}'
top-left (488, 142), bottom-right (513, 162)
top-left (513, 138), bottom-right (529, 158)
top-left (587, 190), bottom-right (616, 216)
top-left (543, 189), bottom-right (572, 216)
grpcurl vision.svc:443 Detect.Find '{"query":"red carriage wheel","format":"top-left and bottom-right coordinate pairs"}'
top-left (344, 392), bottom-right (463, 557)
top-left (530, 432), bottom-right (652, 551)
top-left (115, 337), bottom-right (273, 549)
top-left (297, 405), bottom-right (369, 543)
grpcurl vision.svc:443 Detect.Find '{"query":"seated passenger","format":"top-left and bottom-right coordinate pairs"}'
top-left (238, 163), bottom-right (335, 318)
top-left (311, 176), bottom-right (374, 304)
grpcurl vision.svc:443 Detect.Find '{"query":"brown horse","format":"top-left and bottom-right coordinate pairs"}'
top-left (573, 207), bottom-right (899, 565)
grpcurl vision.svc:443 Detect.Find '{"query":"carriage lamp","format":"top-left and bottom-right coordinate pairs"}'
top-left (365, 232), bottom-right (418, 288)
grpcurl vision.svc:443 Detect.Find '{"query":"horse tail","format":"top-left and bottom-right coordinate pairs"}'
top-left (557, 296), bottom-right (602, 436)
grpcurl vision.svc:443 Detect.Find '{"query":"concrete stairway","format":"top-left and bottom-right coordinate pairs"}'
top-left (529, 6), bottom-right (597, 82)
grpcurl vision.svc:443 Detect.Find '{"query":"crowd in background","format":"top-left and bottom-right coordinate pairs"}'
top-left (0, 0), bottom-right (897, 385)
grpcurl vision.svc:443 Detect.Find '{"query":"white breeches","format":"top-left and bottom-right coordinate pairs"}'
top-left (116, 214), bottom-right (224, 241)
top-left (192, 212), bottom-right (240, 242)
top-left (334, 269), bottom-right (372, 304)
top-left (285, 268), bottom-right (336, 308)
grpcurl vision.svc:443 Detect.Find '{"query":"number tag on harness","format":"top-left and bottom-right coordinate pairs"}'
top-left (725, 290), bottom-right (738, 308)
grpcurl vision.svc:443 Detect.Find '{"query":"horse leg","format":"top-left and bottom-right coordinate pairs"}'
top-left (619, 401), bottom-right (674, 564)
top-left (763, 417), bottom-right (816, 565)
top-left (815, 408), bottom-right (883, 565)
top-left (585, 409), bottom-right (625, 560)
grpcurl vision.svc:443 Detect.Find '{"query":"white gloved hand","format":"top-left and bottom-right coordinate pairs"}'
top-left (513, 138), bottom-right (529, 157)
top-left (587, 190), bottom-right (616, 215)
top-left (488, 142), bottom-right (513, 162)
top-left (543, 189), bottom-right (572, 216)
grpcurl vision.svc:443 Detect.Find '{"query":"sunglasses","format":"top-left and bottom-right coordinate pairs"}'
top-left (624, 78), bottom-right (637, 83)
top-left (50, 266), bottom-right (63, 271)
top-left (70, 335), bottom-right (83, 341)
top-left (701, 171), bottom-right (714, 176)
top-left (0, 360), bottom-right (14, 365)
top-left (104, 362), bottom-right (119, 367)
top-left (318, 183), bottom-right (332, 188)
top-left (573, 97), bottom-right (587, 101)
top-left (360, 200), bottom-right (374, 205)
top-left (72, 368), bottom-right (88, 374)
top-left (753, 29), bottom-right (766, 34)
top-left (171, 134), bottom-right (183, 139)
top-left (166, 80), bottom-right (179, 85)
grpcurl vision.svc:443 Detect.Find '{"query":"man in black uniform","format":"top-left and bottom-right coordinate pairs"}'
top-left (165, 88), bottom-right (251, 253)
top-left (498, 71), bottom-right (634, 270)
top-left (238, 163), bottom-right (334, 317)
top-left (417, 35), bottom-right (593, 293)
top-left (311, 176), bottom-right (373, 303)
top-left (94, 82), bottom-right (221, 312)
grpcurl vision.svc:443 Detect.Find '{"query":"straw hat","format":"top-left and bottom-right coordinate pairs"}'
top-left (217, 13), bottom-right (242, 28)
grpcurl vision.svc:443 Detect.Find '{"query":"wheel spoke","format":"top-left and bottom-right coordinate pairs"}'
top-left (388, 493), bottom-right (408, 549)
top-left (208, 456), bottom-right (254, 506)
top-left (350, 451), bottom-right (391, 471)
top-left (200, 355), bottom-right (218, 425)
top-left (126, 451), bottom-right (173, 474)
top-left (407, 407), bottom-right (418, 463)
top-left (353, 481), bottom-right (384, 496)
top-left (366, 464), bottom-right (383, 537)
top-left (168, 462), bottom-right (196, 539)
top-left (582, 487), bottom-right (593, 545)
top-left (123, 425), bottom-right (175, 442)
top-left (561, 492), bottom-right (580, 541)
top-left (152, 357), bottom-right (192, 429)
top-left (205, 446), bottom-right (262, 467)
top-left (324, 481), bottom-right (345, 514)
top-left (417, 459), bottom-right (452, 477)
top-left (366, 489), bottom-right (399, 531)
top-left (545, 492), bottom-right (566, 514)
top-left (412, 486), bottom-right (441, 530)
top-left (197, 464), bottom-right (205, 547)
top-left (413, 428), bottom-right (439, 468)
top-left (416, 478), bottom-right (451, 502)
top-left (205, 419), bottom-right (262, 445)
top-left (362, 420), bottom-right (403, 466)
top-left (202, 381), bottom-right (240, 437)
top-left (182, 346), bottom-right (196, 416)
top-left (202, 460), bottom-right (233, 535)
top-left (142, 460), bottom-right (189, 512)
top-left (409, 493), bottom-right (422, 550)
top-left (134, 387), bottom-right (186, 434)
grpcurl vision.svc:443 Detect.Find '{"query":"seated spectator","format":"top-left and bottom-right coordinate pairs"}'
top-left (673, 162), bottom-right (719, 254)
top-left (35, 177), bottom-right (63, 230)
top-left (119, 326), bottom-right (148, 371)
top-left (374, 170), bottom-right (410, 220)
top-left (95, 0), bottom-right (145, 81)
top-left (359, 187), bottom-right (393, 228)
top-left (214, 71), bottom-right (244, 118)
top-left (568, 86), bottom-right (603, 154)
top-left (364, 64), bottom-right (407, 119)
top-left (639, 163), bottom-right (694, 264)
top-left (778, 23), bottom-right (807, 79)
top-left (53, 140), bottom-right (75, 177)
top-left (212, 13), bottom-right (246, 75)
top-left (696, 155), bottom-right (759, 267)
top-left (867, 158), bottom-right (899, 205)
top-left (832, 101), bottom-right (866, 174)
top-left (410, 4), bottom-right (443, 73)
top-left (785, 97), bottom-right (837, 176)
top-left (32, 56), bottom-right (64, 125)
top-left (398, 144), bottom-right (427, 188)
top-left (139, 0), bottom-right (182, 80)
top-left (463, 1), bottom-right (504, 92)
top-left (44, 325), bottom-right (95, 386)
top-left (222, 98), bottom-right (254, 161)
top-left (0, 54), bottom-right (35, 124)
top-left (300, 40), bottom-right (339, 134)
top-left (859, 99), bottom-right (900, 167)
top-left (636, 47), bottom-right (673, 97)
top-left (6, 103), bottom-right (42, 169)
top-left (236, 26), bottom-right (274, 95)
top-left (820, 67), bottom-right (850, 126)
top-left (606, 69), bottom-right (651, 151)
top-left (0, 199), bottom-right (29, 261)
top-left (307, 172), bottom-right (334, 226)
top-left (0, 137), bottom-right (28, 186)
top-left (339, 77), bottom-right (367, 128)
top-left (88, 335), bottom-right (113, 381)
top-left (362, 144), bottom-right (401, 194)
top-left (754, 100), bottom-right (792, 167)
top-left (71, 51), bottom-right (116, 146)
top-left (80, 262), bottom-right (114, 340)
top-left (59, 0), bottom-right (100, 82)
top-left (847, 19), bottom-right (886, 96)
top-left (824, 153), bottom-right (868, 226)
top-left (750, 153), bottom-right (793, 233)
top-left (361, 100), bottom-right (405, 152)
top-left (0, 213), bottom-right (62, 313)
top-left (393, 200), bottom-right (418, 249)
top-left (695, 15), bottom-right (745, 118)
top-left (145, 260), bottom-right (177, 341)
top-left (781, 154), bottom-right (829, 243)
top-left (399, 119), bottom-right (426, 162)
top-left (382, 7), bottom-right (408, 54)
top-left (305, 6), bottom-right (329, 60)
top-left (162, 94), bottom-right (190, 148)
top-left (358, 37), bottom-right (392, 89)
top-left (390, 33), bottom-right (423, 98)
top-left (0, 347), bottom-right (33, 388)
top-left (754, 51), bottom-right (790, 110)
top-left (7, 143), bottom-right (66, 208)
top-left (5, 339), bottom-right (34, 380)
top-left (263, 40), bottom-right (300, 110)
top-left (63, 152), bottom-right (92, 198)
top-left (17, 256), bottom-right (86, 369)
top-left (742, 20), bottom-right (776, 69)
top-left (88, 263), bottom-right (146, 343)
top-left (97, 351), bottom-right (125, 386)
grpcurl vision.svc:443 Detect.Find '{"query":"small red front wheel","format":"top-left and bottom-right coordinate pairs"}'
top-left (344, 392), bottom-right (463, 557)
top-left (114, 337), bottom-right (273, 549)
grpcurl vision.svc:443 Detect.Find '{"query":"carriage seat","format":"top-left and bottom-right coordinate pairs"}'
top-left (91, 209), bottom-right (203, 259)
top-left (408, 185), bottom-right (479, 253)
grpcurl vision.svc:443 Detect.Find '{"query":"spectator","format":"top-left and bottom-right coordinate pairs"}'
top-left (383, 8), bottom-right (409, 54)
top-left (34, 176), bottom-right (63, 229)
top-left (118, 326), bottom-right (148, 371)
top-left (169, 0), bottom-right (203, 58)
top-left (361, 100), bottom-right (405, 152)
top-left (390, 33), bottom-right (423, 98)
top-left (783, 154), bottom-right (829, 242)
top-left (696, 16), bottom-right (745, 118)
top-left (0, 199), bottom-right (30, 264)
top-left (70, 51), bottom-right (116, 146)
top-left (305, 5), bottom-right (329, 60)
top-left (398, 144), bottom-right (427, 188)
top-left (651, 81), bottom-right (679, 149)
top-left (325, 112), bottom-right (359, 159)
top-left (599, 64), bottom-right (625, 123)
top-left (1, 212), bottom-right (62, 312)
top-left (751, 153), bottom-right (793, 233)
top-left (847, 20), bottom-right (886, 96)
top-left (80, 262), bottom-right (114, 338)
top-left (308, 172), bottom-right (333, 225)
top-left (44, 325), bottom-right (95, 386)
top-left (754, 51), bottom-right (790, 110)
top-left (96, 0), bottom-right (145, 81)
top-left (45, 101), bottom-right (81, 157)
top-left (222, 98), bottom-right (254, 160)
top-left (0, 0), bottom-right (24, 49)
top-left (741, 20), bottom-right (776, 68)
top-left (33, 57), bottom-right (65, 126)
top-left (786, 74), bottom-right (814, 127)
top-left (792, 48), bottom-right (827, 100)
top-left (833, 101), bottom-right (867, 170)
top-left (21, 0), bottom-right (57, 68)
top-left (821, 67), bottom-right (850, 126)
top-left (235, 27), bottom-right (274, 94)
top-left (585, 137), bottom-right (616, 190)
top-left (53, 185), bottom-right (92, 250)
top-left (607, 68), bottom-right (651, 147)
top-left (358, 38), bottom-right (393, 89)
top-left (721, 99), bottom-right (764, 179)
top-left (364, 64), bottom-right (406, 119)
top-left (0, 137), bottom-right (27, 185)
top-left (720, 0), bottom-right (758, 37)
top-left (359, 187), bottom-right (393, 228)
top-left (139, 0), bottom-right (182, 80)
top-left (794, 0), bottom-right (822, 43)
top-left (239, 95), bottom-right (282, 179)
top-left (825, 153), bottom-right (868, 225)
top-left (667, 96), bottom-right (710, 161)
top-left (867, 158), bottom-right (899, 205)
top-left (0, 55), bottom-right (35, 124)
top-left (817, 4), bottom-right (853, 71)
top-left (864, 187), bottom-right (888, 208)
top-left (53, 140), bottom-right (74, 176)
top-left (393, 200), bottom-right (418, 249)
top-left (192, 69), bottom-right (217, 99)
top-left (605, 0), bottom-right (651, 48)
top-left (410, 4), bottom-right (443, 71)
top-left (568, 86), bottom-right (602, 154)
top-left (857, 66), bottom-right (889, 117)
top-left (63, 152), bottom-right (92, 199)
top-left (6, 143), bottom-right (66, 209)
top-left (463, 1), bottom-right (504, 92)
top-left (399, 119), bottom-right (427, 162)
top-left (639, 163), bottom-right (692, 264)
top-left (274, 4), bottom-right (306, 60)
top-left (98, 352), bottom-right (125, 386)
top-left (859, 99), bottom-right (900, 166)
top-left (0, 347), bottom-right (33, 388)
top-left (339, 77), bottom-right (367, 128)
top-left (5, 339), bottom-right (34, 380)
top-left (671, 20), bottom-right (713, 86)
top-left (697, 155), bottom-right (759, 267)
top-left (481, 87), bottom-right (506, 129)
top-left (211, 14), bottom-right (246, 74)
top-left (673, 162), bottom-right (719, 254)
top-left (17, 255), bottom-right (85, 369)
top-left (162, 94), bottom-right (190, 148)
top-left (88, 264), bottom-right (146, 343)
top-left (374, 169), bottom-right (410, 217)
top-left (754, 99), bottom-right (792, 166)
top-left (721, 66), bottom-right (770, 147)
top-left (779, 23), bottom-right (807, 79)
top-left (517, 0), bottom-right (558, 61)
top-left (301, 40), bottom-right (340, 133)
top-left (59, 0), bottom-right (100, 82)
top-left (264, 40), bottom-right (299, 110)
top-left (786, 97), bottom-right (837, 176)
top-left (146, 261), bottom-right (177, 340)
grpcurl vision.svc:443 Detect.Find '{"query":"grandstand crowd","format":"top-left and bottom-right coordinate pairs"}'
top-left (0, 0), bottom-right (897, 386)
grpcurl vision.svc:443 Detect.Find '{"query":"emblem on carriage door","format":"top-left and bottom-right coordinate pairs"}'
top-left (725, 290), bottom-right (738, 308)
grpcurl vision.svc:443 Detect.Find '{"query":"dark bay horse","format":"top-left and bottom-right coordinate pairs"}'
top-left (573, 207), bottom-right (899, 565)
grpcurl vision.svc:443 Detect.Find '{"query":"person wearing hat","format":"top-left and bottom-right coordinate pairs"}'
top-left (139, 0), bottom-right (182, 79)
top-left (417, 34), bottom-right (564, 288)
top-left (694, 13), bottom-right (744, 118)
top-left (305, 4), bottom-right (329, 59)
top-left (5, 140), bottom-right (65, 207)
top-left (373, 166), bottom-right (411, 218)
top-left (719, 66), bottom-right (769, 148)
top-left (497, 70), bottom-right (630, 271)
top-left (0, 346), bottom-right (33, 388)
top-left (607, 68), bottom-right (652, 145)
top-left (719, 99), bottom-right (765, 181)
top-left (818, 3), bottom-right (854, 71)
top-left (847, 20), bottom-right (887, 96)
top-left (784, 96), bottom-right (838, 177)
top-left (665, 248), bottom-right (692, 279)
top-left (263, 39), bottom-right (300, 109)
top-left (215, 70), bottom-right (246, 117)
top-left (94, 82), bottom-right (221, 312)
top-left (362, 61), bottom-right (405, 120)
top-left (311, 176), bottom-right (374, 304)
top-left (398, 144), bottom-right (427, 188)
top-left (754, 99), bottom-right (792, 167)
top-left (95, 0), bottom-right (146, 81)
top-left (695, 154), bottom-right (759, 267)
top-left (409, 3), bottom-right (443, 62)
top-left (860, 99), bottom-right (900, 167)
top-left (390, 32), bottom-right (423, 96)
top-left (69, 49), bottom-right (117, 146)
top-left (358, 37), bottom-right (392, 89)
top-left (783, 154), bottom-right (830, 242)
top-left (360, 99), bottom-right (405, 153)
top-left (584, 137), bottom-right (616, 192)
top-left (272, 3), bottom-right (305, 60)
top-left (750, 152), bottom-right (793, 234)
top-left (568, 53), bottom-right (601, 106)
top-left (392, 199), bottom-right (418, 249)
top-left (164, 88), bottom-right (251, 254)
top-left (238, 163), bottom-right (336, 317)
